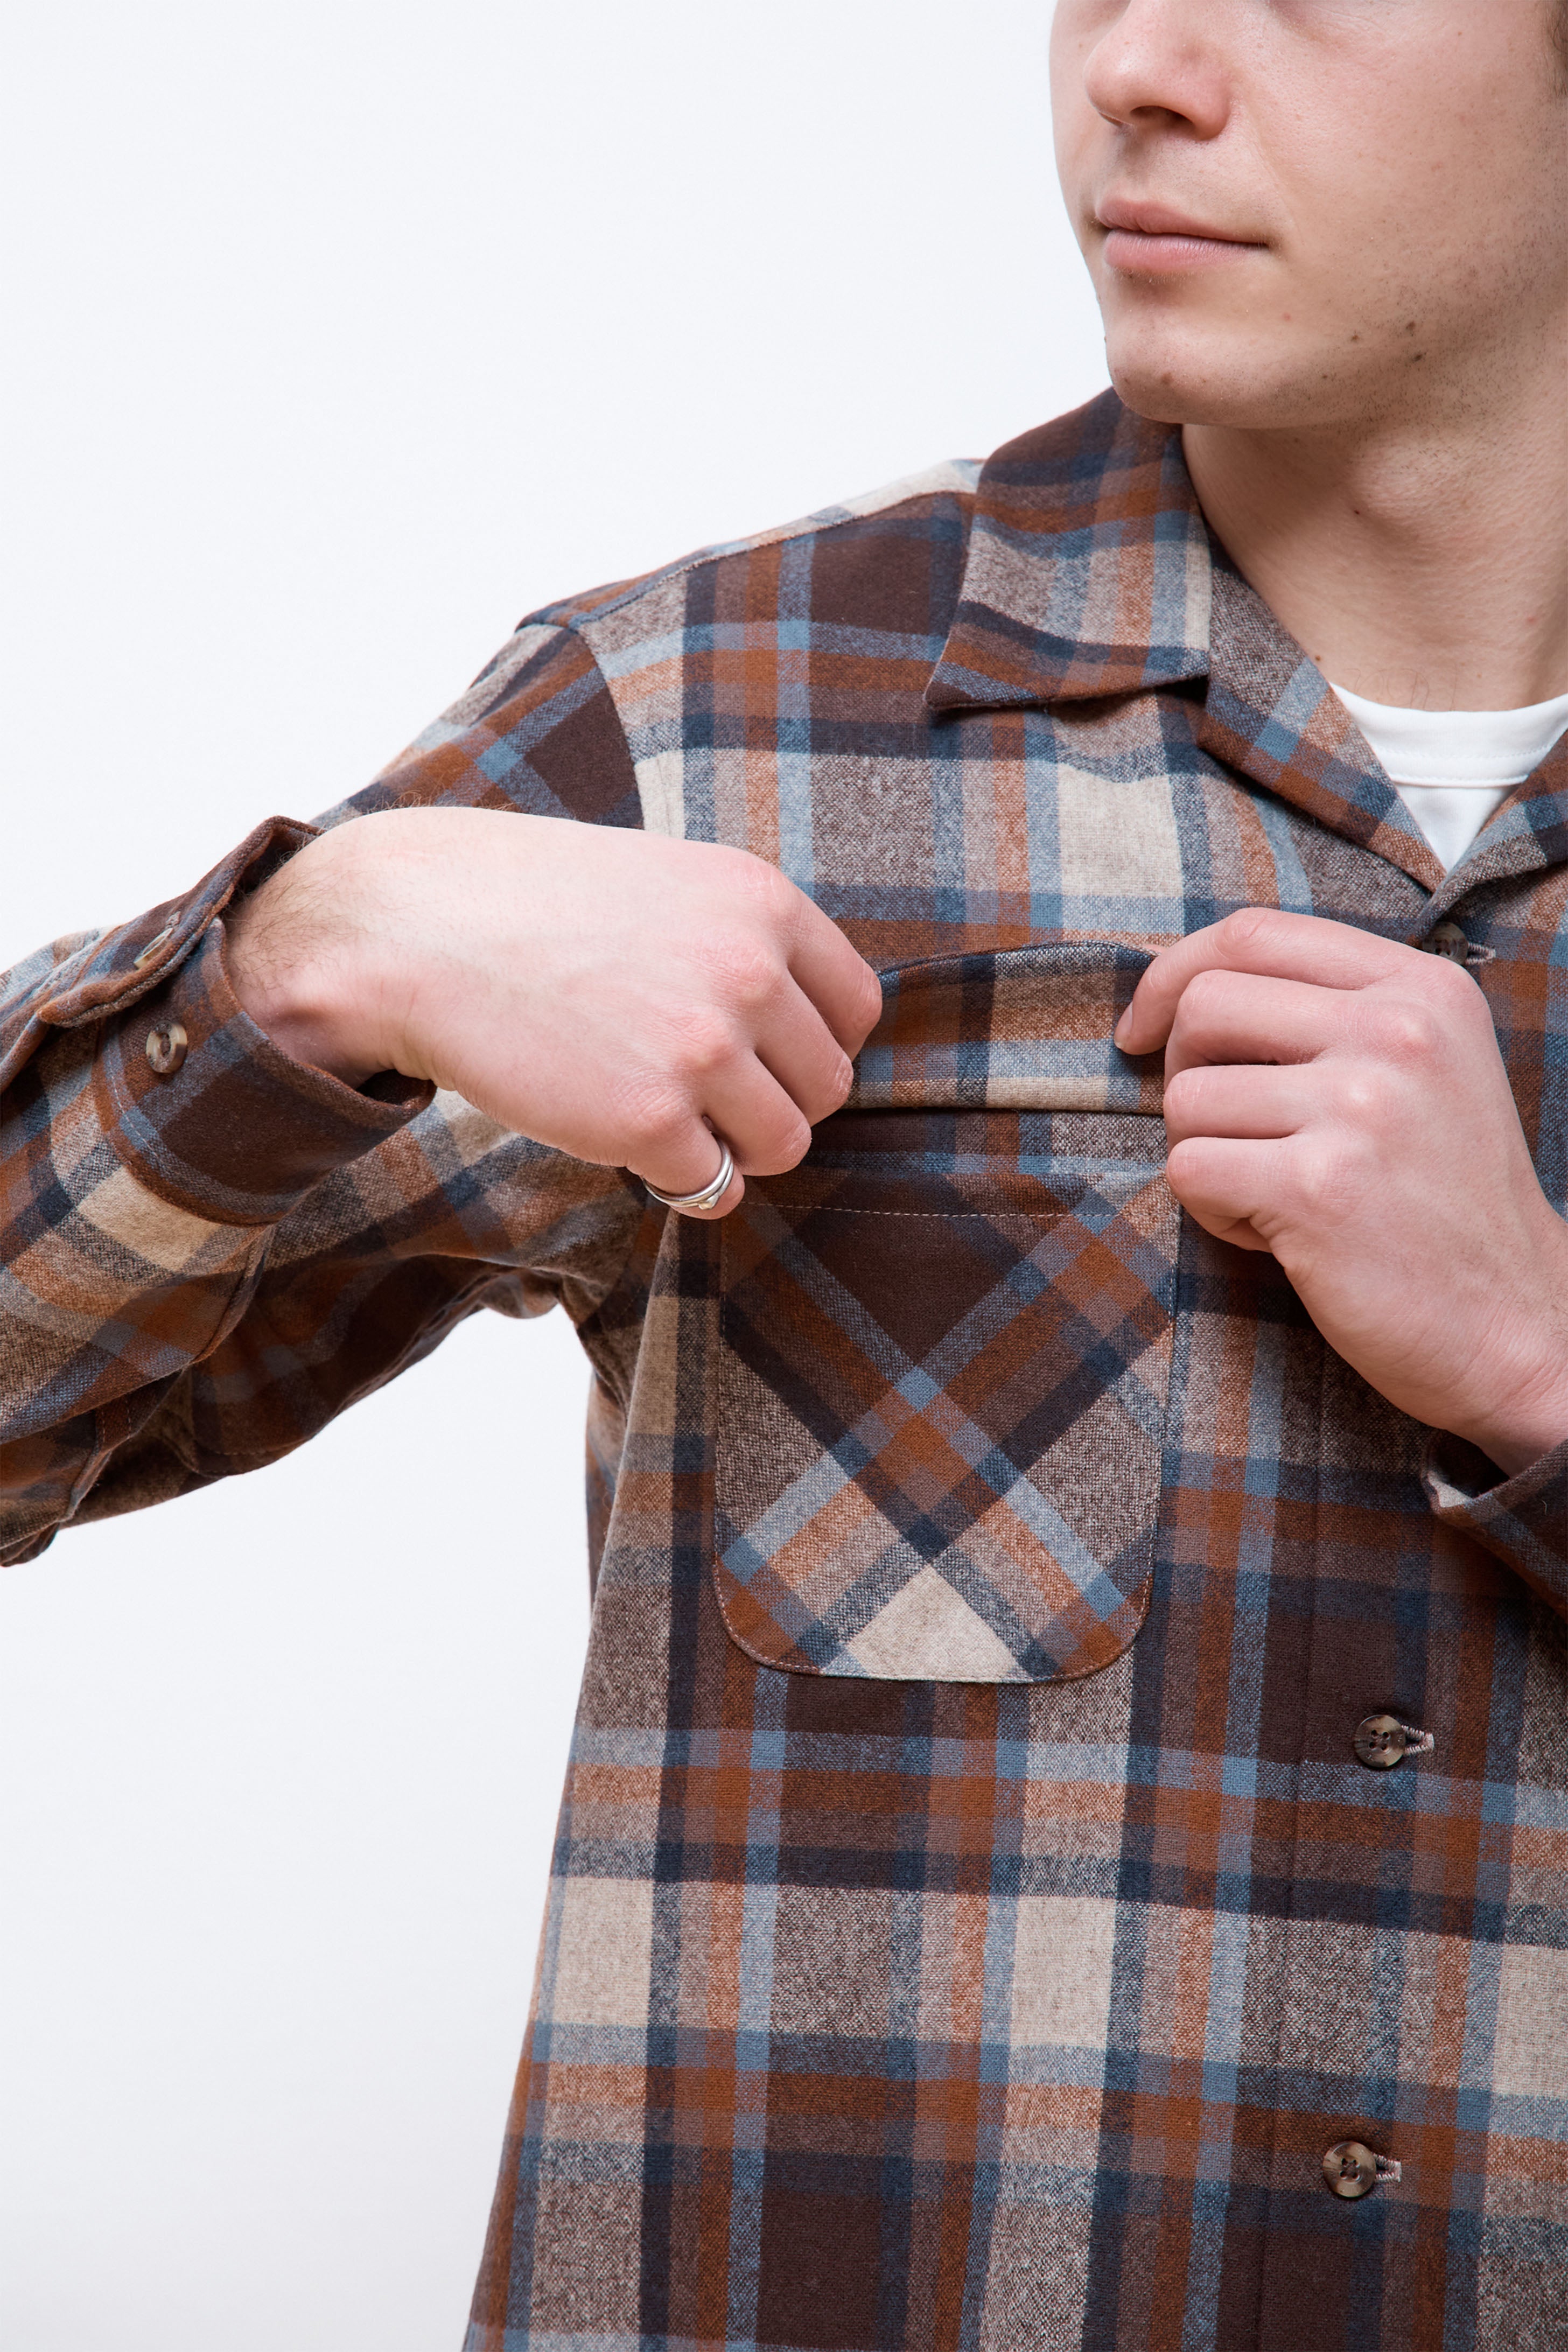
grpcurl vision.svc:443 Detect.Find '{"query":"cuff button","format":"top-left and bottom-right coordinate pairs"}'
top-left (145, 1021), bottom-right (188, 1077)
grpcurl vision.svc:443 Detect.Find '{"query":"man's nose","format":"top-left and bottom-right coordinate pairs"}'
top-left (1081, 0), bottom-right (1232, 140)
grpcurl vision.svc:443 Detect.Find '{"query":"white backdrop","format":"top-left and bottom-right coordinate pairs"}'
top-left (0, 5), bottom-right (1108, 2344)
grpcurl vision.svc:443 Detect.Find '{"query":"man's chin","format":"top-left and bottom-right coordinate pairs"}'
top-left (1097, 286), bottom-right (1323, 430)
top-left (1106, 347), bottom-right (1329, 434)
top-left (1106, 362), bottom-right (1197, 427)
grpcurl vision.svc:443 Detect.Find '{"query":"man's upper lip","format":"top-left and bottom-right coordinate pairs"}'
top-left (1095, 197), bottom-right (1258, 243)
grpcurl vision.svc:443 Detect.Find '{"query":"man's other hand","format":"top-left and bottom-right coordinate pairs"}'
top-left (226, 809), bottom-right (884, 1219)
top-left (1116, 908), bottom-right (1568, 1476)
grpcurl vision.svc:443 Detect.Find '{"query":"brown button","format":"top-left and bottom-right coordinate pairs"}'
top-left (145, 1021), bottom-right (188, 1077)
top-left (1419, 922), bottom-right (1471, 962)
top-left (1322, 2140), bottom-right (1399, 2199)
top-left (1354, 1713), bottom-right (1434, 1770)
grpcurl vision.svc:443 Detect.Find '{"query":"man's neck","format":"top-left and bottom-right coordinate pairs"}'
top-left (1182, 367), bottom-right (1568, 712)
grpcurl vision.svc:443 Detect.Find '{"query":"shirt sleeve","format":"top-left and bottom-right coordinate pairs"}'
top-left (1424, 1431), bottom-right (1568, 1619)
top-left (1, 617), bottom-right (652, 1566)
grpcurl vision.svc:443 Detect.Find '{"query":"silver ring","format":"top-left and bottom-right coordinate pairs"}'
top-left (645, 1137), bottom-right (735, 1215)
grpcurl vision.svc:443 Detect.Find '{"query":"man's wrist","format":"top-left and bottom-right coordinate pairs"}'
top-left (223, 827), bottom-right (386, 1089)
top-left (1444, 1328), bottom-right (1568, 1482)
top-left (1457, 1406), bottom-right (1568, 1485)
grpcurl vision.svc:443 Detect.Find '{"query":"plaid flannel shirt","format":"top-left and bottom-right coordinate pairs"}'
top-left (4, 393), bottom-right (1567, 2352)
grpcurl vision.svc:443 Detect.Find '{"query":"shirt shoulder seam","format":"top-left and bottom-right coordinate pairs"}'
top-left (533, 458), bottom-right (981, 636)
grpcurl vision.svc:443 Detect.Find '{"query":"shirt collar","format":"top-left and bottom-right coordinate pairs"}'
top-left (925, 391), bottom-right (1568, 899)
top-left (1195, 557), bottom-right (1444, 893)
top-left (1197, 558), bottom-right (1568, 903)
top-left (923, 389), bottom-right (1212, 711)
top-left (926, 395), bottom-right (1560, 898)
top-left (923, 391), bottom-right (1436, 883)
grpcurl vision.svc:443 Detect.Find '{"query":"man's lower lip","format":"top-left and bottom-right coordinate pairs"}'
top-left (1102, 227), bottom-right (1261, 274)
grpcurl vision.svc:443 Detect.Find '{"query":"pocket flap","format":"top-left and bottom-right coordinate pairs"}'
top-left (848, 942), bottom-right (1163, 1114)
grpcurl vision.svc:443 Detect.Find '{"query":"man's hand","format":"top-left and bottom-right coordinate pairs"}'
top-left (226, 808), bottom-right (884, 1219)
top-left (1116, 908), bottom-right (1568, 1478)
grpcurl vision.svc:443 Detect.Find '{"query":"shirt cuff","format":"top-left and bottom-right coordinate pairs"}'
top-left (20, 815), bottom-right (435, 1228)
top-left (1424, 1430), bottom-right (1568, 1618)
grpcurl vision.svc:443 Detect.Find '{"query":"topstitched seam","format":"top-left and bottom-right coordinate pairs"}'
top-left (750, 1205), bottom-right (1076, 1221)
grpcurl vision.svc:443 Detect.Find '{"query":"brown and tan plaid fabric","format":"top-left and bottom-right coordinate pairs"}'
top-left (3, 393), bottom-right (1567, 2350)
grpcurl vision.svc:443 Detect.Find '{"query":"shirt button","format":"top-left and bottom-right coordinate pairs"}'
top-left (1353, 1713), bottom-right (1433, 1770)
top-left (1419, 922), bottom-right (1471, 962)
top-left (1322, 2140), bottom-right (1399, 2199)
top-left (145, 1021), bottom-right (188, 1077)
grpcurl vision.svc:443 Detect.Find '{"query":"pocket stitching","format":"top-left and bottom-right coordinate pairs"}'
top-left (755, 1205), bottom-right (1069, 1222)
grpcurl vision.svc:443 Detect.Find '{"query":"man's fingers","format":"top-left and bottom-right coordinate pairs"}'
top-left (1162, 1060), bottom-right (1314, 1143)
top-left (1163, 970), bottom-right (1348, 1078)
top-left (787, 902), bottom-right (886, 1055)
top-left (755, 976), bottom-right (858, 1128)
top-left (1164, 1133), bottom-right (1287, 1254)
top-left (1117, 909), bottom-right (1417, 1056)
top-left (628, 1113), bottom-right (746, 1219)
top-left (622, 893), bottom-right (873, 1219)
top-left (628, 1046), bottom-right (825, 1219)
top-left (703, 1051), bottom-right (824, 1179)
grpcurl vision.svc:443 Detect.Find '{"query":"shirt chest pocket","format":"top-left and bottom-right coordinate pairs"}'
top-left (705, 943), bottom-right (1180, 1684)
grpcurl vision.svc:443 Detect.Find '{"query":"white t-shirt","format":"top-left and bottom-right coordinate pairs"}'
top-left (1328, 682), bottom-right (1568, 874)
